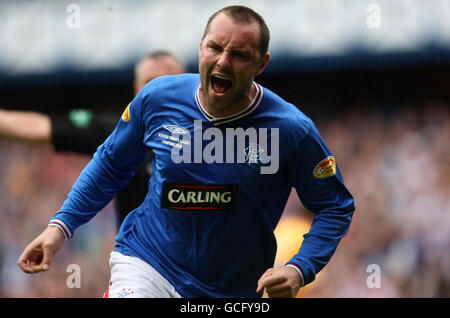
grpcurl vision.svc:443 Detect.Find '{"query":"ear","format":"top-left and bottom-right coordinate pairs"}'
top-left (256, 53), bottom-right (270, 75)
top-left (199, 35), bottom-right (205, 51)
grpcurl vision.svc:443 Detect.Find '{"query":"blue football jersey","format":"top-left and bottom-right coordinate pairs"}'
top-left (50, 74), bottom-right (355, 297)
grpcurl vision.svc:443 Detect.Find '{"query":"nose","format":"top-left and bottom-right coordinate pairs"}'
top-left (216, 51), bottom-right (231, 69)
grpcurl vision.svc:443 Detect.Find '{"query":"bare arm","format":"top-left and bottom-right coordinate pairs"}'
top-left (0, 108), bottom-right (52, 145)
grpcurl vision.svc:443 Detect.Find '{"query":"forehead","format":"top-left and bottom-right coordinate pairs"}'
top-left (205, 13), bottom-right (260, 51)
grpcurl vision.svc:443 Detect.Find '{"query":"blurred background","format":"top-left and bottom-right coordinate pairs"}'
top-left (0, 0), bottom-right (449, 297)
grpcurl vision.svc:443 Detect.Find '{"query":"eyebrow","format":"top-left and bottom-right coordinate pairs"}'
top-left (208, 40), bottom-right (251, 57)
top-left (208, 40), bottom-right (222, 49)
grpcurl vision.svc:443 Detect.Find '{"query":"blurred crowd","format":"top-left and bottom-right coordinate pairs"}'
top-left (0, 144), bottom-right (116, 297)
top-left (0, 99), bottom-right (448, 297)
top-left (276, 100), bottom-right (450, 298)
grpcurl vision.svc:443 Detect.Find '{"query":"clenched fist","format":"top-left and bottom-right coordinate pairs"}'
top-left (256, 266), bottom-right (303, 298)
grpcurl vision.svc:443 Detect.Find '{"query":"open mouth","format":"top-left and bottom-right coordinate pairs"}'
top-left (211, 75), bottom-right (232, 95)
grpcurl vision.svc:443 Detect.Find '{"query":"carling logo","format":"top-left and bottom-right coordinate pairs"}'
top-left (161, 182), bottom-right (238, 211)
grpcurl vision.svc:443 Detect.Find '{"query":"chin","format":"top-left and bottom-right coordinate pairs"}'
top-left (210, 95), bottom-right (233, 109)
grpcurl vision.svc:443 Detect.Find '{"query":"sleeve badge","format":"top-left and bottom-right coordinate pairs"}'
top-left (313, 156), bottom-right (336, 178)
top-left (122, 103), bottom-right (131, 122)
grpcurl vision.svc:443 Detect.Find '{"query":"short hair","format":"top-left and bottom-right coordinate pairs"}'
top-left (134, 50), bottom-right (185, 76)
top-left (203, 5), bottom-right (270, 57)
top-left (144, 50), bottom-right (177, 60)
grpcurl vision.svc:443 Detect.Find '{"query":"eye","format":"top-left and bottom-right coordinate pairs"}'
top-left (233, 52), bottom-right (250, 60)
top-left (209, 44), bottom-right (222, 52)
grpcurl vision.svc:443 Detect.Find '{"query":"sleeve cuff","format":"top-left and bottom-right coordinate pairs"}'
top-left (48, 219), bottom-right (72, 240)
top-left (286, 263), bottom-right (305, 287)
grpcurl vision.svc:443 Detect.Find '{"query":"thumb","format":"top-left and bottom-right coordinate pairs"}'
top-left (256, 281), bottom-right (264, 294)
top-left (256, 268), bottom-right (274, 293)
top-left (256, 274), bottom-right (269, 294)
top-left (256, 277), bottom-right (262, 293)
top-left (41, 245), bottom-right (53, 271)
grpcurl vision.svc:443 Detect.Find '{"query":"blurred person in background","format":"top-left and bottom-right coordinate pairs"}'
top-left (0, 50), bottom-right (185, 230)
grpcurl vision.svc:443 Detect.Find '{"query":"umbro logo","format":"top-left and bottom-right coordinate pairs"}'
top-left (163, 125), bottom-right (188, 134)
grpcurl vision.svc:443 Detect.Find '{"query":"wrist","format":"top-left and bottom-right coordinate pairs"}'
top-left (48, 219), bottom-right (71, 240)
top-left (285, 263), bottom-right (305, 287)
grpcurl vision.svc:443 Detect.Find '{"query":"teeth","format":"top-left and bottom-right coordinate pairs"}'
top-left (213, 74), bottom-right (231, 81)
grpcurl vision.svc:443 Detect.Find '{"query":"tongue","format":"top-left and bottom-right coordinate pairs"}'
top-left (212, 76), bottom-right (231, 94)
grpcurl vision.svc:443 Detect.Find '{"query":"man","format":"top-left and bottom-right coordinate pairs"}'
top-left (18, 6), bottom-right (355, 298)
top-left (0, 50), bottom-right (185, 227)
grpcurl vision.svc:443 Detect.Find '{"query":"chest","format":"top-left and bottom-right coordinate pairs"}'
top-left (147, 116), bottom-right (283, 184)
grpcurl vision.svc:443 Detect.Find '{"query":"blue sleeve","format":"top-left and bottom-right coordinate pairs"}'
top-left (49, 90), bottom-right (150, 238)
top-left (287, 120), bottom-right (355, 285)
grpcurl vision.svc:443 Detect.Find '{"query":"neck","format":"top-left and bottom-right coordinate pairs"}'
top-left (199, 82), bottom-right (256, 118)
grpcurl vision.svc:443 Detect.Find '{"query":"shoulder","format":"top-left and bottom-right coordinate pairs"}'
top-left (133, 73), bottom-right (199, 112)
top-left (131, 74), bottom-right (199, 122)
top-left (258, 84), bottom-right (313, 138)
top-left (141, 73), bottom-right (199, 97)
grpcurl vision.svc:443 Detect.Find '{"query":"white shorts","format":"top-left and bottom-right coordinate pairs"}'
top-left (104, 251), bottom-right (182, 298)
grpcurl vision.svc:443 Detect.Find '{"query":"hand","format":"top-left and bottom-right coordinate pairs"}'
top-left (17, 226), bottom-right (66, 274)
top-left (256, 266), bottom-right (302, 298)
